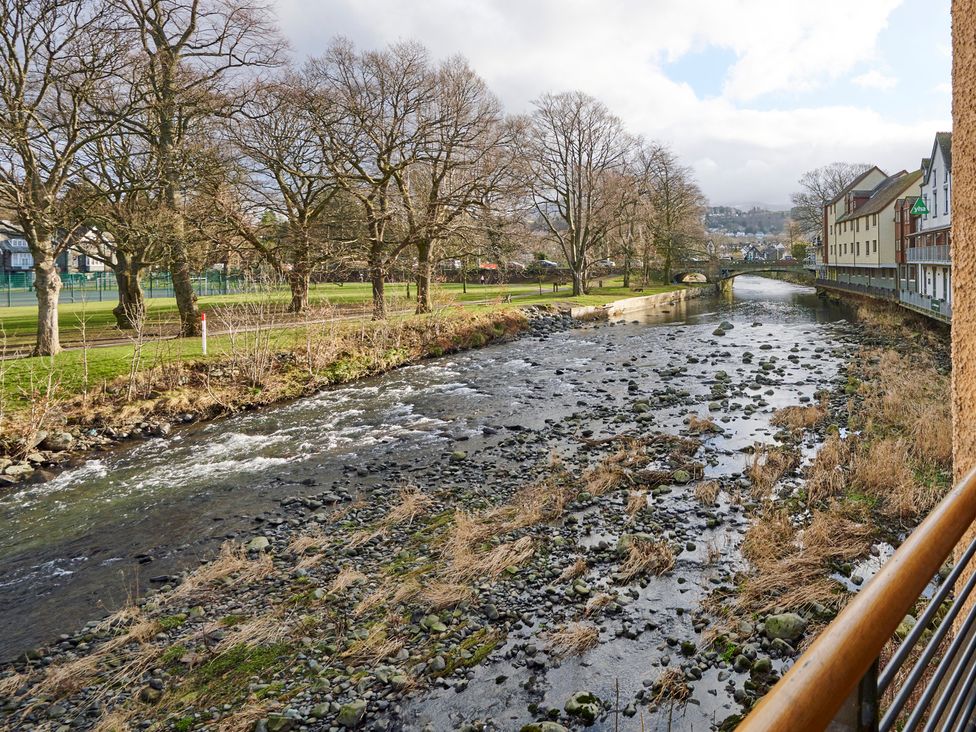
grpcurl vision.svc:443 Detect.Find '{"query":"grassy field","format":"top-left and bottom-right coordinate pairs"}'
top-left (0, 281), bottom-right (557, 351)
top-left (0, 279), bottom-right (682, 410)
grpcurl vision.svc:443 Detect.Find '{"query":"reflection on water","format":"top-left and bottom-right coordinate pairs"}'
top-left (0, 275), bottom-right (854, 659)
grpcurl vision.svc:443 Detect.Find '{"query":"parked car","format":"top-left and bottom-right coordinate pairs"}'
top-left (593, 258), bottom-right (615, 268)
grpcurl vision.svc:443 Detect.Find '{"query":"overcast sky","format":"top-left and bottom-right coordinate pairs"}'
top-left (274, 0), bottom-right (951, 208)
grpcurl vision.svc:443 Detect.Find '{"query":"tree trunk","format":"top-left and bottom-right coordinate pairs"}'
top-left (33, 253), bottom-right (62, 356)
top-left (623, 253), bottom-right (631, 288)
top-left (369, 246), bottom-right (386, 320)
top-left (113, 262), bottom-right (146, 329)
top-left (416, 241), bottom-right (433, 314)
top-left (287, 267), bottom-right (310, 314)
top-left (572, 268), bottom-right (584, 296)
top-left (170, 253), bottom-right (199, 336)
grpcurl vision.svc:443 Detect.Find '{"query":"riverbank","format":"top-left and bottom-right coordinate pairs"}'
top-left (1, 277), bottom-right (887, 731)
top-left (0, 285), bottom-right (685, 488)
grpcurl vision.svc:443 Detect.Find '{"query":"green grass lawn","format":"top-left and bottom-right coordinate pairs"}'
top-left (0, 278), bottom-right (683, 409)
top-left (0, 281), bottom-right (556, 351)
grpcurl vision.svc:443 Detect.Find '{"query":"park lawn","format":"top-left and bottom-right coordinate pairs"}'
top-left (0, 281), bottom-right (553, 352)
top-left (0, 278), bottom-right (679, 411)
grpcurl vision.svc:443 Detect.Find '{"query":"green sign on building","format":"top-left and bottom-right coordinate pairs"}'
top-left (910, 197), bottom-right (930, 216)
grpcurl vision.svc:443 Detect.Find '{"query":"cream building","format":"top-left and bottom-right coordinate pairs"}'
top-left (822, 168), bottom-right (922, 292)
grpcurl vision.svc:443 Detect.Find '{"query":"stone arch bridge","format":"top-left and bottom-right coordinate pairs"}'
top-left (672, 259), bottom-right (813, 291)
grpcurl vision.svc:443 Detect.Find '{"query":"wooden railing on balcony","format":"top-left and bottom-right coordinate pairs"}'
top-left (737, 467), bottom-right (976, 731)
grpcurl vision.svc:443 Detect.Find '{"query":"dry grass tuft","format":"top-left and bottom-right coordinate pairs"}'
top-left (215, 614), bottom-right (291, 653)
top-left (288, 531), bottom-right (326, 556)
top-left (748, 445), bottom-right (799, 498)
top-left (447, 536), bottom-right (535, 582)
top-left (626, 490), bottom-right (649, 517)
top-left (772, 404), bottom-right (826, 432)
top-left (649, 667), bottom-right (691, 708)
top-left (694, 480), bottom-right (721, 506)
top-left (687, 415), bottom-right (721, 434)
top-left (330, 566), bottom-right (367, 594)
top-left (420, 582), bottom-right (475, 610)
top-left (805, 434), bottom-right (850, 506)
top-left (557, 557), bottom-right (588, 582)
top-left (384, 486), bottom-right (433, 527)
top-left (618, 538), bottom-right (675, 582)
top-left (164, 541), bottom-right (272, 604)
top-left (341, 622), bottom-right (405, 664)
top-left (739, 507), bottom-right (873, 613)
top-left (546, 621), bottom-right (600, 658)
top-left (850, 437), bottom-right (941, 519)
top-left (91, 708), bottom-right (137, 732)
top-left (584, 592), bottom-right (615, 617)
top-left (581, 460), bottom-right (628, 496)
top-left (215, 703), bottom-right (278, 732)
top-left (0, 671), bottom-right (28, 698)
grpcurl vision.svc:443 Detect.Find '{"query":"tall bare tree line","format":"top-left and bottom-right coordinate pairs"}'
top-left (0, 0), bottom-right (706, 355)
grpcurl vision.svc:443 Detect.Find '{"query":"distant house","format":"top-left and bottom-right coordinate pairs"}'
top-left (57, 227), bottom-right (109, 273)
top-left (741, 243), bottom-right (763, 261)
top-left (0, 221), bottom-right (32, 274)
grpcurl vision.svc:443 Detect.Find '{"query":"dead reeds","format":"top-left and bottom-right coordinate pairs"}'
top-left (738, 507), bottom-right (873, 613)
top-left (772, 403), bottom-right (826, 432)
top-left (618, 538), bottom-right (675, 582)
top-left (558, 557), bottom-right (588, 582)
top-left (694, 480), bottom-right (720, 506)
top-left (805, 434), bottom-right (850, 506)
top-left (748, 445), bottom-right (799, 498)
top-left (546, 622), bottom-right (600, 658)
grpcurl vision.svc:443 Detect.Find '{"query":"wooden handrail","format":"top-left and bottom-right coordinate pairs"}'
top-left (737, 467), bottom-right (976, 731)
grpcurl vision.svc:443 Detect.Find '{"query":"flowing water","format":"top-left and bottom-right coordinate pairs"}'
top-left (0, 276), bottom-right (856, 700)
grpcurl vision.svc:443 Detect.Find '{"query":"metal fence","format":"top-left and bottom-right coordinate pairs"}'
top-left (907, 244), bottom-right (951, 263)
top-left (0, 271), bottom-right (247, 307)
top-left (738, 468), bottom-right (976, 731)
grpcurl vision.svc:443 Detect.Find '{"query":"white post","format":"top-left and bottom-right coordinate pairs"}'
top-left (201, 311), bottom-right (207, 355)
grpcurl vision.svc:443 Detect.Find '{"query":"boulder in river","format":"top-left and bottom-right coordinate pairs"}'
top-left (565, 691), bottom-right (603, 723)
top-left (764, 612), bottom-right (807, 641)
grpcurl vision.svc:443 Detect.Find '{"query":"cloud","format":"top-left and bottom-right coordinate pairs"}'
top-left (852, 70), bottom-right (899, 89)
top-left (271, 0), bottom-right (946, 205)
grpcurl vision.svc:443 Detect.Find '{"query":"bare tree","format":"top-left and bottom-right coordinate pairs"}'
top-left (395, 57), bottom-right (518, 313)
top-left (222, 77), bottom-right (349, 313)
top-left (309, 39), bottom-right (434, 320)
top-left (790, 162), bottom-right (871, 240)
top-left (641, 143), bottom-right (707, 284)
top-left (0, 0), bottom-right (128, 355)
top-left (111, 0), bottom-right (284, 336)
top-left (523, 91), bottom-right (632, 296)
top-left (69, 128), bottom-right (176, 328)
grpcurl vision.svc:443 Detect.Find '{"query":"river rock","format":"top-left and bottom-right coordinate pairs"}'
top-left (40, 432), bottom-right (74, 452)
top-left (246, 536), bottom-right (271, 552)
top-left (337, 700), bottom-right (367, 728)
top-left (764, 613), bottom-right (807, 641)
top-left (4, 463), bottom-right (33, 477)
top-left (521, 724), bottom-right (569, 732)
top-left (672, 469), bottom-right (691, 484)
top-left (565, 691), bottom-right (602, 724)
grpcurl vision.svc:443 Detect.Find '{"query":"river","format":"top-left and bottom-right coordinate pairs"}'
top-left (0, 275), bottom-right (859, 728)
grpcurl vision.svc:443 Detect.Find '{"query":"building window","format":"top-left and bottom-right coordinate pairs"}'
top-left (856, 242), bottom-right (860, 256)
top-left (946, 185), bottom-right (950, 214)
top-left (934, 190), bottom-right (938, 217)
top-left (10, 252), bottom-right (32, 268)
top-left (873, 240), bottom-right (877, 253)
